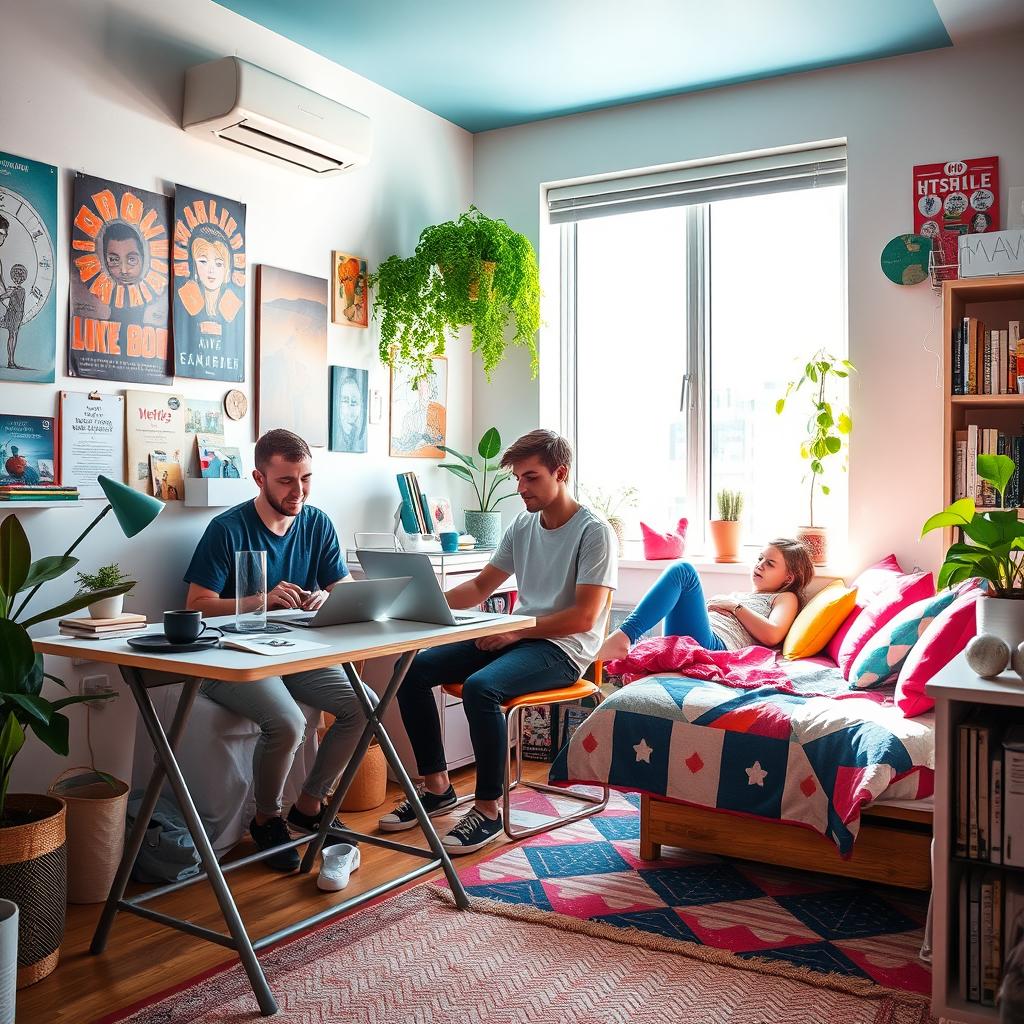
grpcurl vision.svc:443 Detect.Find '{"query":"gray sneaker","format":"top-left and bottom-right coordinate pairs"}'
top-left (441, 807), bottom-right (503, 855)
top-left (378, 785), bottom-right (457, 832)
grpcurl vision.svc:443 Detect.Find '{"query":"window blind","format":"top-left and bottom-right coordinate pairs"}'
top-left (546, 143), bottom-right (847, 224)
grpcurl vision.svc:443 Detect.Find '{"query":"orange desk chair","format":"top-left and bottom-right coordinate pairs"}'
top-left (442, 596), bottom-right (613, 841)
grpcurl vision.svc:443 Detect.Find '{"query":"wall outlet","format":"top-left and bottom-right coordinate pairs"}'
top-left (81, 674), bottom-right (115, 706)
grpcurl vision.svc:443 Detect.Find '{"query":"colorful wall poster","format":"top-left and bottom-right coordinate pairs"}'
top-left (125, 389), bottom-right (186, 494)
top-left (0, 151), bottom-right (58, 383)
top-left (172, 185), bottom-right (246, 381)
top-left (196, 434), bottom-right (243, 478)
top-left (331, 252), bottom-right (368, 327)
top-left (913, 156), bottom-right (999, 271)
top-left (329, 365), bottom-right (368, 453)
top-left (184, 397), bottom-right (224, 436)
top-left (58, 391), bottom-right (124, 499)
top-left (255, 266), bottom-right (328, 447)
top-left (150, 454), bottom-right (183, 501)
top-left (0, 413), bottom-right (56, 485)
top-left (69, 173), bottom-right (172, 385)
top-left (389, 357), bottom-right (447, 458)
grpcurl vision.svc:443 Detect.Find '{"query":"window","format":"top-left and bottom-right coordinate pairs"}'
top-left (556, 148), bottom-right (848, 556)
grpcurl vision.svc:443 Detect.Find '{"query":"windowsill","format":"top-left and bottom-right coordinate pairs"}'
top-left (618, 555), bottom-right (844, 579)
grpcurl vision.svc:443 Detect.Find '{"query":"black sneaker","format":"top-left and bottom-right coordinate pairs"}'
top-left (249, 816), bottom-right (299, 872)
top-left (441, 807), bottom-right (503, 855)
top-left (286, 804), bottom-right (358, 847)
top-left (378, 785), bottom-right (457, 832)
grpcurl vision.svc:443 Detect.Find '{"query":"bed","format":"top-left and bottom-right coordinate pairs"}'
top-left (548, 655), bottom-right (935, 890)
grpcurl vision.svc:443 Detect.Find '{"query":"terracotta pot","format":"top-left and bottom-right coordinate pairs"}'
top-left (709, 520), bottom-right (742, 563)
top-left (797, 526), bottom-right (828, 566)
top-left (0, 794), bottom-right (66, 988)
top-left (341, 741), bottom-right (388, 812)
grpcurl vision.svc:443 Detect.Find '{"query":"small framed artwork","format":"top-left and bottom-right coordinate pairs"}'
top-left (331, 252), bottom-right (369, 327)
top-left (389, 357), bottom-right (447, 458)
top-left (427, 496), bottom-right (454, 532)
top-left (329, 365), bottom-right (369, 453)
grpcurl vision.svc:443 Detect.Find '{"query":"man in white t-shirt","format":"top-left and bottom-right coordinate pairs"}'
top-left (379, 430), bottom-right (617, 853)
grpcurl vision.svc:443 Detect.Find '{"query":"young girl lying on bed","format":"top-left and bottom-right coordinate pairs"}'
top-left (597, 538), bottom-right (815, 662)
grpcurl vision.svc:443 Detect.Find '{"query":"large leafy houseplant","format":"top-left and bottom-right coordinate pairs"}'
top-left (0, 516), bottom-right (132, 822)
top-left (369, 206), bottom-right (540, 385)
top-left (438, 427), bottom-right (516, 514)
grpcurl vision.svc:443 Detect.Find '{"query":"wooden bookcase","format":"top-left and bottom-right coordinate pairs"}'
top-left (942, 274), bottom-right (1024, 516)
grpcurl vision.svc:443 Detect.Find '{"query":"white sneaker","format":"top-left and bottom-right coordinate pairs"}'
top-left (317, 843), bottom-right (361, 892)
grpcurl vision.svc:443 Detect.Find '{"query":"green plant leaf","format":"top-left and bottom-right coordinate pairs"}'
top-left (49, 692), bottom-right (114, 711)
top-left (825, 436), bottom-right (842, 454)
top-left (775, 398), bottom-right (785, 414)
top-left (478, 427), bottom-right (501, 461)
top-left (19, 582), bottom-right (135, 630)
top-left (436, 445), bottom-right (477, 469)
top-left (0, 514), bottom-right (31, 601)
top-left (28, 710), bottom-right (69, 756)
top-left (0, 620), bottom-right (35, 696)
top-left (438, 462), bottom-right (475, 484)
top-left (977, 454), bottom-right (1015, 500)
top-left (22, 555), bottom-right (79, 590)
top-left (921, 497), bottom-right (976, 536)
top-left (821, 485), bottom-right (830, 495)
top-left (837, 413), bottom-right (852, 434)
top-left (3, 692), bottom-right (51, 724)
top-left (0, 710), bottom-right (25, 762)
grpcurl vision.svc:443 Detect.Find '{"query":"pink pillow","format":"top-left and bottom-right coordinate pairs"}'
top-left (825, 554), bottom-right (904, 663)
top-left (895, 590), bottom-right (980, 716)
top-left (641, 518), bottom-right (688, 560)
top-left (836, 571), bottom-right (935, 679)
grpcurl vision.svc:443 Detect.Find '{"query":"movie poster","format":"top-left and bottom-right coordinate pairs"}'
top-left (68, 173), bottom-right (172, 385)
top-left (0, 151), bottom-right (58, 383)
top-left (172, 185), bottom-right (246, 382)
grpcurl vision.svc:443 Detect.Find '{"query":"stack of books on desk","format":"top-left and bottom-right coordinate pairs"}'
top-left (0, 485), bottom-right (79, 502)
top-left (59, 613), bottom-right (147, 639)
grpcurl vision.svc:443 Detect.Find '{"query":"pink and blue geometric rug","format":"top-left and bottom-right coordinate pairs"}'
top-left (446, 790), bottom-right (931, 997)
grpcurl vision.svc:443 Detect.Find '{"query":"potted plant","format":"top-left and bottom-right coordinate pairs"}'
top-left (0, 515), bottom-right (128, 987)
top-left (369, 206), bottom-right (540, 385)
top-left (776, 350), bottom-right (855, 566)
top-left (74, 563), bottom-right (134, 619)
top-left (710, 489), bottom-right (744, 563)
top-left (582, 485), bottom-right (638, 557)
top-left (438, 427), bottom-right (517, 549)
top-left (922, 453), bottom-right (1024, 648)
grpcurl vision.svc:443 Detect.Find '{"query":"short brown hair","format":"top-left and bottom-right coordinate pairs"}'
top-left (254, 429), bottom-right (312, 471)
top-left (500, 429), bottom-right (573, 475)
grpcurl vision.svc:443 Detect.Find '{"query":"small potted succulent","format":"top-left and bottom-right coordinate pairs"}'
top-left (75, 563), bottom-right (135, 619)
top-left (438, 427), bottom-right (517, 549)
top-left (710, 489), bottom-right (744, 563)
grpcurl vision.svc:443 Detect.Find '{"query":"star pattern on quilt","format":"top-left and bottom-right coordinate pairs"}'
top-left (745, 760), bottom-right (767, 787)
top-left (634, 738), bottom-right (653, 763)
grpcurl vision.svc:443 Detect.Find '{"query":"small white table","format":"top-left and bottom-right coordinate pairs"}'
top-left (33, 612), bottom-right (534, 1017)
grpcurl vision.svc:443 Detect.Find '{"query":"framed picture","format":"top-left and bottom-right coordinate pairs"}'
top-left (255, 266), bottom-right (328, 447)
top-left (389, 357), bottom-right (447, 458)
top-left (329, 365), bottom-right (368, 453)
top-left (331, 251), bottom-right (368, 327)
top-left (427, 495), bottom-right (454, 532)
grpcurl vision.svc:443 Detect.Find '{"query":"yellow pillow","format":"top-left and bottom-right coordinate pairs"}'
top-left (782, 580), bottom-right (858, 660)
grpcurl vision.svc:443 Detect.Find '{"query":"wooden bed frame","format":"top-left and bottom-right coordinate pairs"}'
top-left (640, 794), bottom-right (932, 890)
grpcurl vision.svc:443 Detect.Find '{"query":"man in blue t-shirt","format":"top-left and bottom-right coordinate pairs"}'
top-left (185, 428), bottom-right (371, 873)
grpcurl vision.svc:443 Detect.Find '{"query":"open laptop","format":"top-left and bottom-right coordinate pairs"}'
top-left (356, 550), bottom-right (498, 626)
top-left (276, 576), bottom-right (412, 627)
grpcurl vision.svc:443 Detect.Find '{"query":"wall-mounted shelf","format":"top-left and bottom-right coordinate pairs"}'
top-left (0, 501), bottom-right (83, 509)
top-left (183, 477), bottom-right (256, 508)
top-left (950, 394), bottom-right (1024, 406)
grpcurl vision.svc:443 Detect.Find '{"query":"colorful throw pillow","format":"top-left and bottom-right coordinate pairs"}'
top-left (836, 571), bottom-right (935, 679)
top-left (895, 590), bottom-right (981, 717)
top-left (641, 518), bottom-right (688, 560)
top-left (825, 554), bottom-right (904, 664)
top-left (848, 589), bottom-right (959, 688)
top-left (783, 580), bottom-right (858, 660)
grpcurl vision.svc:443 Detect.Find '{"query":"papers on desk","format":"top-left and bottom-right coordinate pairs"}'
top-left (221, 635), bottom-right (330, 657)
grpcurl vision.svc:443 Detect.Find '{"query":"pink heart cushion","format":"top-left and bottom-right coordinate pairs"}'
top-left (836, 570), bottom-right (935, 679)
top-left (895, 589), bottom-right (981, 716)
top-left (825, 553), bottom-right (904, 664)
top-left (641, 518), bottom-right (688, 560)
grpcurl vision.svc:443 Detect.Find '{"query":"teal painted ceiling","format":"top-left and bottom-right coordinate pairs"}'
top-left (214, 0), bottom-right (952, 132)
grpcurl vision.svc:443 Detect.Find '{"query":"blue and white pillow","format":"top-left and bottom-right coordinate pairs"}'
top-left (849, 589), bottom-right (959, 689)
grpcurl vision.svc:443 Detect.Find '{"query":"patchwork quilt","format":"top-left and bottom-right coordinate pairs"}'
top-left (549, 661), bottom-right (934, 855)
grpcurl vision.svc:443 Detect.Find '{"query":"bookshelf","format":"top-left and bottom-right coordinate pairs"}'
top-left (927, 653), bottom-right (1024, 1023)
top-left (943, 274), bottom-right (1024, 519)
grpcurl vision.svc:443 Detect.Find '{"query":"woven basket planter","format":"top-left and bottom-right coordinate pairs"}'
top-left (0, 794), bottom-right (66, 988)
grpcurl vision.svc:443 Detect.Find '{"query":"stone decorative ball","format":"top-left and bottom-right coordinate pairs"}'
top-left (1012, 641), bottom-right (1024, 681)
top-left (965, 634), bottom-right (1010, 678)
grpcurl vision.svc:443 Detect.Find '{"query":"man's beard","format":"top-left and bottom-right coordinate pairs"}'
top-left (265, 491), bottom-right (303, 517)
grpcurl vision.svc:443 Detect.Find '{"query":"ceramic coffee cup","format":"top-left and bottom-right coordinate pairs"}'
top-left (440, 531), bottom-right (460, 553)
top-left (164, 610), bottom-right (207, 645)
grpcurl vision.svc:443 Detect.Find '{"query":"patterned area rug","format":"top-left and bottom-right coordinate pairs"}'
top-left (102, 883), bottom-right (932, 1024)
top-left (445, 790), bottom-right (932, 998)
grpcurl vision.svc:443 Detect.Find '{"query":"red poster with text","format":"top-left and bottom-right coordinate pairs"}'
top-left (913, 156), bottom-right (999, 273)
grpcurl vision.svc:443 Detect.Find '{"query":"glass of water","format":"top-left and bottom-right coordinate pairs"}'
top-left (235, 550), bottom-right (267, 631)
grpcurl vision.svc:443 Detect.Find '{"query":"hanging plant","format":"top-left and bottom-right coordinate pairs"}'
top-left (369, 206), bottom-right (540, 384)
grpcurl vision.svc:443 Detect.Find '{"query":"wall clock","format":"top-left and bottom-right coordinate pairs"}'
top-left (224, 388), bottom-right (247, 421)
top-left (0, 183), bottom-right (55, 328)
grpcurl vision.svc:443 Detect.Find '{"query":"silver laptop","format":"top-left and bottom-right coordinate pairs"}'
top-left (277, 576), bottom-right (412, 627)
top-left (356, 550), bottom-right (497, 626)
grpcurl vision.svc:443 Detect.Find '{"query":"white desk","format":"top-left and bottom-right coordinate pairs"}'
top-left (33, 611), bottom-right (534, 1017)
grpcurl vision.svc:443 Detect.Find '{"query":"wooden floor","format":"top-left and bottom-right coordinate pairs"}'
top-left (20, 763), bottom-right (550, 1024)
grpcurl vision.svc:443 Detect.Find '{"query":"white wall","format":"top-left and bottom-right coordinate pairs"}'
top-left (2, 0), bottom-right (473, 788)
top-left (471, 32), bottom-right (1024, 578)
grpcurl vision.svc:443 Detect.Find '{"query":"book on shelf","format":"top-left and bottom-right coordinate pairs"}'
top-left (1005, 725), bottom-right (1024, 867)
top-left (1013, 319), bottom-right (1023, 393)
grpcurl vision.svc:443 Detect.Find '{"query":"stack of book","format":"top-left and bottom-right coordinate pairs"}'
top-left (59, 613), bottom-right (147, 640)
top-left (395, 472), bottom-right (435, 535)
top-left (953, 426), bottom-right (1024, 506)
top-left (952, 317), bottom-right (1023, 395)
top-left (955, 715), bottom-right (1024, 1007)
top-left (0, 485), bottom-right (79, 503)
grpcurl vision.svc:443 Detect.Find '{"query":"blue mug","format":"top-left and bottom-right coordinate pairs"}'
top-left (440, 531), bottom-right (460, 553)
